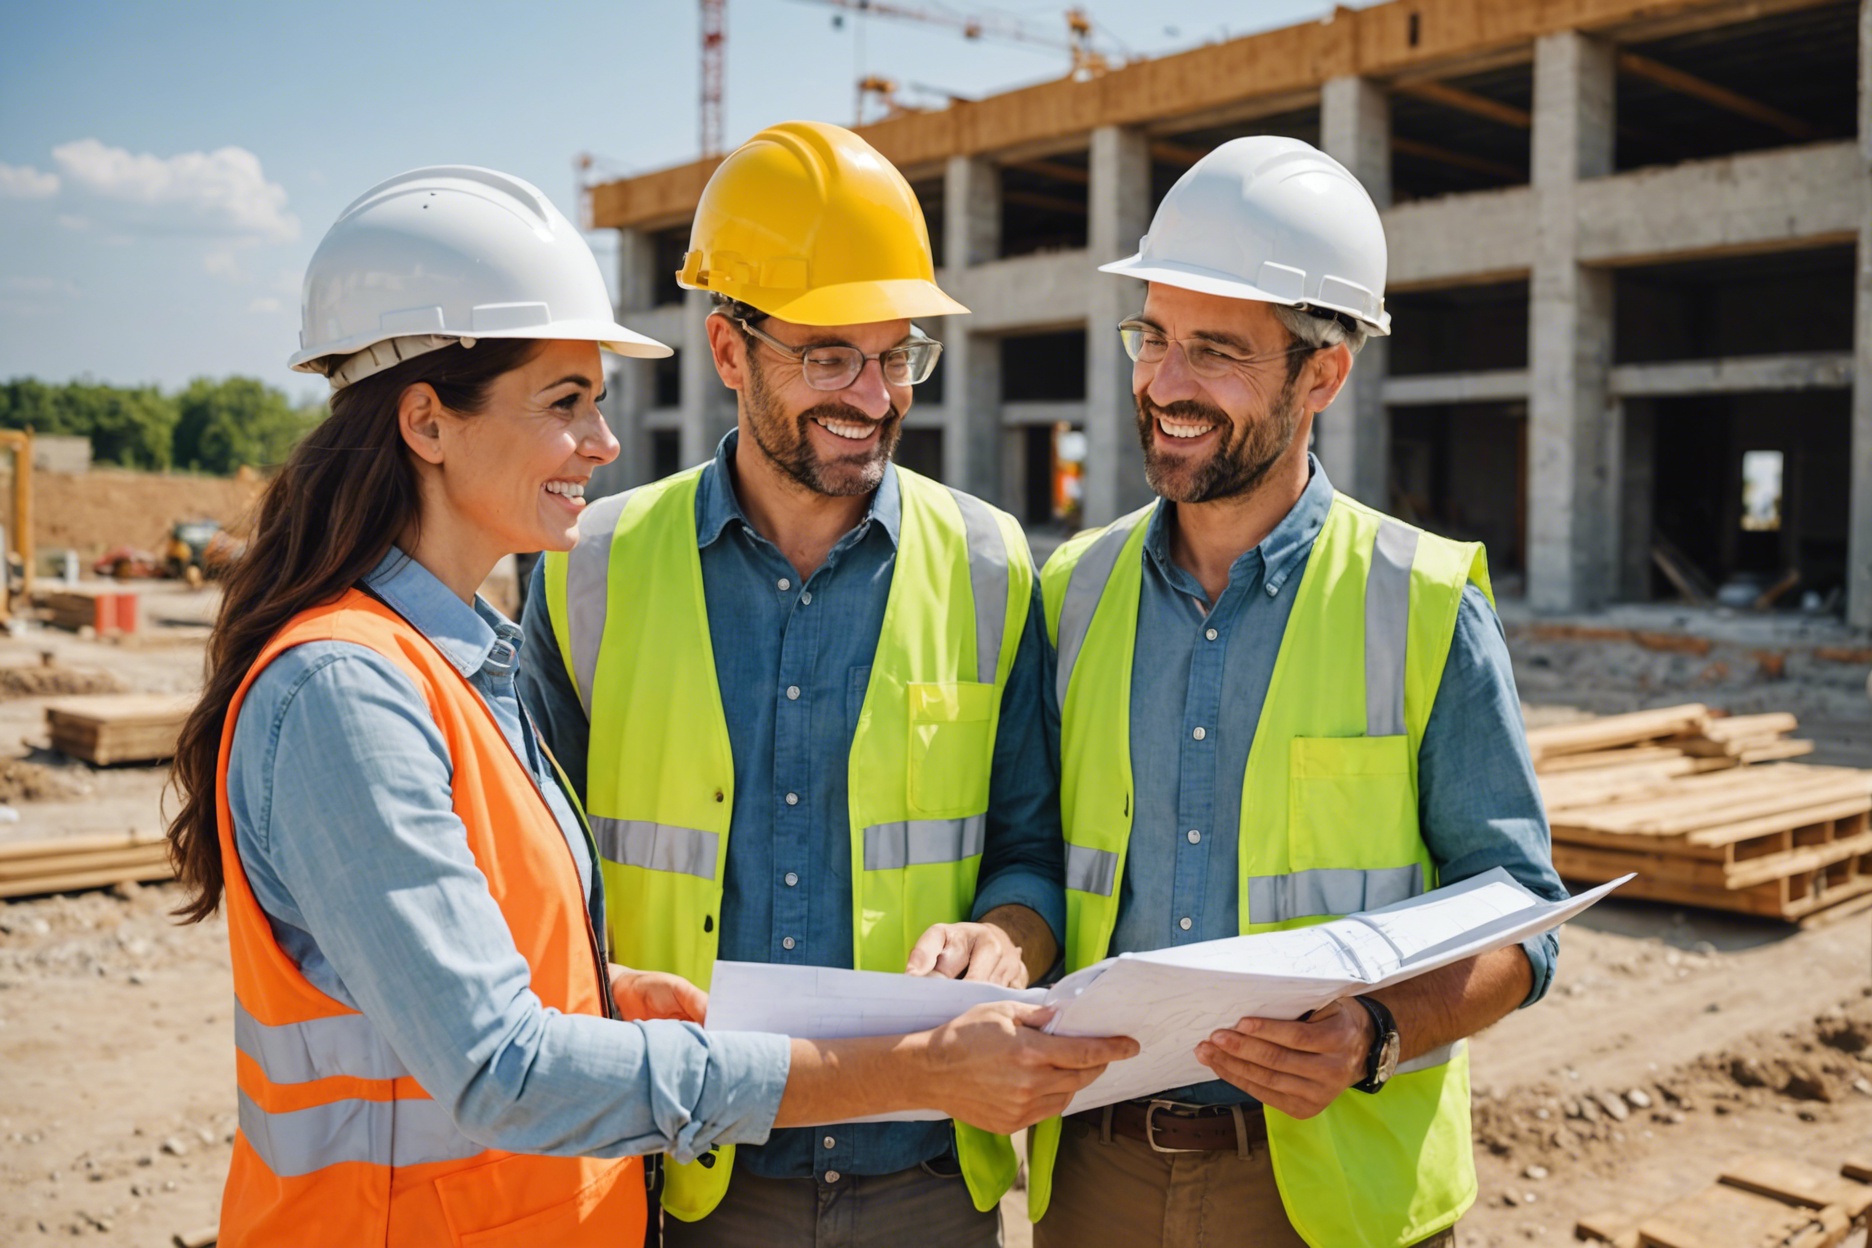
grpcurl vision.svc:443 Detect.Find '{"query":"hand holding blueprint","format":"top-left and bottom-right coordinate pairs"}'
top-left (706, 868), bottom-right (1630, 1119)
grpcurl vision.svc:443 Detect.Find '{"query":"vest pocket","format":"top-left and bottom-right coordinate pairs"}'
top-left (906, 681), bottom-right (995, 815)
top-left (433, 1153), bottom-right (637, 1248)
top-left (1287, 735), bottom-right (1417, 867)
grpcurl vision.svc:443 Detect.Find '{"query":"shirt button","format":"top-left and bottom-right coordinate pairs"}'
top-left (801, 591), bottom-right (813, 605)
top-left (823, 1136), bottom-right (836, 1149)
top-left (1192, 726), bottom-right (1207, 741)
top-left (1187, 829), bottom-right (1201, 844)
top-left (1179, 917), bottom-right (1193, 931)
top-left (824, 1170), bottom-right (841, 1184)
top-left (783, 936), bottom-right (796, 950)
top-left (778, 577), bottom-right (791, 591)
top-left (785, 792), bottom-right (799, 806)
top-left (786, 685), bottom-right (801, 701)
top-left (784, 872), bottom-right (799, 887)
top-left (1205, 628), bottom-right (1218, 641)
top-left (1265, 582), bottom-right (1278, 597)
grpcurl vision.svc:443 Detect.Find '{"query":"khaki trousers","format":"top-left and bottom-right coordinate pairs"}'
top-left (661, 1158), bottom-right (999, 1248)
top-left (1032, 1114), bottom-right (1457, 1248)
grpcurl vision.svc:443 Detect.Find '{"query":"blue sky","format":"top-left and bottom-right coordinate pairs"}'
top-left (1, 0), bottom-right (1366, 399)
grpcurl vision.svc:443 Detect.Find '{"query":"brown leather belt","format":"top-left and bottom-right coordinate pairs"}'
top-left (1068, 1099), bottom-right (1268, 1153)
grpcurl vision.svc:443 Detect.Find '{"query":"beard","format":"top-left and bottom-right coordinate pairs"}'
top-left (742, 353), bottom-right (902, 497)
top-left (1135, 377), bottom-right (1305, 505)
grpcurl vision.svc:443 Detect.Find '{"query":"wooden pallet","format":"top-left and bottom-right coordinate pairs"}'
top-left (45, 693), bottom-right (195, 765)
top-left (0, 830), bottom-right (172, 898)
top-left (1549, 764), bottom-right (1872, 921)
top-left (1579, 1155), bottom-right (1871, 1248)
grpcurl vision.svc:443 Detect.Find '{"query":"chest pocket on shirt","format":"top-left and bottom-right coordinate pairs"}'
top-left (907, 681), bottom-right (995, 816)
top-left (1287, 736), bottom-right (1420, 872)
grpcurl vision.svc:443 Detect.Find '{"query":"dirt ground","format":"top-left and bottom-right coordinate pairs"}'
top-left (1, 584), bottom-right (1869, 1245)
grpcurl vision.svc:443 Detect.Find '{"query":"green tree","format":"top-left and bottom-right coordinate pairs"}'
top-left (174, 376), bottom-right (317, 472)
top-left (0, 378), bottom-right (176, 467)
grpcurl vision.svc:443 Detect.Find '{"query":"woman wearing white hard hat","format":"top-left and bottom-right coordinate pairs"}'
top-left (163, 166), bottom-right (1134, 1247)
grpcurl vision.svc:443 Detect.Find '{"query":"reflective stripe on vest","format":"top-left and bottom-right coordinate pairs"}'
top-left (234, 1001), bottom-right (407, 1083)
top-left (1243, 862), bottom-right (1423, 927)
top-left (237, 1088), bottom-right (482, 1178)
top-left (594, 817), bottom-right (719, 881)
top-left (565, 487), bottom-right (640, 715)
top-left (1064, 843), bottom-right (1119, 898)
top-left (948, 487), bottom-right (1011, 684)
top-left (863, 814), bottom-right (986, 870)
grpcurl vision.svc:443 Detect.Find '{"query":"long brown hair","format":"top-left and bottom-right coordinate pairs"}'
top-left (166, 338), bottom-right (540, 922)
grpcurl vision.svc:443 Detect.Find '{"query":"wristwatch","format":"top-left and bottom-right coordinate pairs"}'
top-left (1351, 995), bottom-right (1401, 1094)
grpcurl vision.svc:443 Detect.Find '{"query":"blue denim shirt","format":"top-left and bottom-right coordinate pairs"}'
top-left (1102, 456), bottom-right (1565, 1106)
top-left (227, 548), bottom-right (791, 1162)
top-left (520, 431), bottom-right (1066, 1181)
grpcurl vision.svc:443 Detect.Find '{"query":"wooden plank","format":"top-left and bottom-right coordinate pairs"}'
top-left (1559, 776), bottom-right (1872, 838)
top-left (1738, 738), bottom-right (1815, 764)
top-left (0, 830), bottom-right (166, 861)
top-left (1539, 745), bottom-right (1689, 773)
top-left (1841, 1158), bottom-right (1872, 1184)
top-left (1575, 1210), bottom-right (1642, 1247)
top-left (1636, 1181), bottom-right (1834, 1248)
top-left (44, 694), bottom-right (197, 727)
top-left (1552, 829), bottom-right (1872, 893)
top-left (1702, 712), bottom-right (1800, 742)
top-left (1684, 797), bottom-right (1872, 849)
top-left (1617, 51), bottom-right (1820, 141)
top-left (1720, 1155), bottom-right (1872, 1217)
top-left (0, 845), bottom-right (169, 882)
top-left (1525, 705), bottom-right (1709, 763)
top-left (44, 694), bottom-right (193, 765)
top-left (0, 859), bottom-right (175, 899)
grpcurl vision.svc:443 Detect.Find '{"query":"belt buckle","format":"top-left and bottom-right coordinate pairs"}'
top-left (1143, 1099), bottom-right (1206, 1155)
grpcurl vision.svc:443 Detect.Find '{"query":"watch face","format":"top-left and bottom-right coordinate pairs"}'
top-left (1377, 1032), bottom-right (1402, 1082)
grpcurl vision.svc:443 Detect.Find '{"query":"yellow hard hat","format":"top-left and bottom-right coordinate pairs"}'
top-left (678, 120), bottom-right (968, 325)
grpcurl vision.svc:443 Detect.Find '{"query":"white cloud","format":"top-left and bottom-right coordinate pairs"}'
top-left (0, 163), bottom-right (59, 199)
top-left (245, 296), bottom-right (285, 315)
top-left (55, 214), bottom-right (89, 231)
top-left (204, 249), bottom-right (245, 281)
top-left (50, 138), bottom-right (298, 242)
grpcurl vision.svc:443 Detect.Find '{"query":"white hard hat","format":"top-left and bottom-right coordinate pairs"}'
top-left (1099, 136), bottom-right (1391, 336)
top-left (290, 165), bottom-right (671, 387)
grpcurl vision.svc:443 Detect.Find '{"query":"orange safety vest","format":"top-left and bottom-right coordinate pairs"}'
top-left (214, 589), bottom-right (645, 1247)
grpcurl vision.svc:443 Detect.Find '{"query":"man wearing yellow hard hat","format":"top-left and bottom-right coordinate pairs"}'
top-left (519, 120), bottom-right (1065, 1246)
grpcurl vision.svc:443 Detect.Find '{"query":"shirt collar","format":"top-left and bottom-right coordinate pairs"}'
top-left (1143, 452), bottom-right (1337, 599)
top-left (695, 427), bottom-right (902, 550)
top-left (363, 546), bottom-right (520, 679)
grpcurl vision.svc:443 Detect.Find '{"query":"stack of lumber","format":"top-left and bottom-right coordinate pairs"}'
top-left (1533, 704), bottom-right (1872, 923)
top-left (0, 831), bottom-right (172, 899)
top-left (45, 693), bottom-right (195, 765)
top-left (1576, 1153), bottom-right (1870, 1248)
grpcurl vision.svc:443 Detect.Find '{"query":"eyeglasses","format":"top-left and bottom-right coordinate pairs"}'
top-left (734, 316), bottom-right (943, 390)
top-left (1117, 320), bottom-right (1318, 379)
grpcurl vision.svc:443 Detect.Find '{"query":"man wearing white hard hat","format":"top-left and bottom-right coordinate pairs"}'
top-left (1026, 137), bottom-right (1568, 1246)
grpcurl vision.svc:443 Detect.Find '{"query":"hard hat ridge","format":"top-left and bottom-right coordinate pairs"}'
top-left (1100, 134), bottom-right (1392, 336)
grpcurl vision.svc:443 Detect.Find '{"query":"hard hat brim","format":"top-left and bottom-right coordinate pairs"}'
top-left (1097, 255), bottom-right (1391, 337)
top-left (750, 278), bottom-right (969, 327)
top-left (288, 318), bottom-right (673, 374)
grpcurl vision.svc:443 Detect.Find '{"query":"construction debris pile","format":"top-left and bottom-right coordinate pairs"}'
top-left (1534, 705), bottom-right (1872, 924)
top-left (1576, 1153), bottom-right (1871, 1248)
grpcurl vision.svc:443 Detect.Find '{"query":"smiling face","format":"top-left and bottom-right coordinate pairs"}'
top-left (1131, 285), bottom-right (1331, 506)
top-left (729, 314), bottom-right (912, 498)
top-left (419, 338), bottom-right (620, 556)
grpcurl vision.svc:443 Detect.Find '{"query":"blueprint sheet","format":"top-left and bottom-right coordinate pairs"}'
top-left (704, 868), bottom-right (1629, 1121)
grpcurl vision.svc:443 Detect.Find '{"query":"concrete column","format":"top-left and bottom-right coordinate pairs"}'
top-left (1320, 76), bottom-right (1393, 505)
top-left (942, 155), bottom-right (1003, 498)
top-left (1527, 31), bottom-right (1617, 612)
top-left (1084, 124), bottom-right (1154, 524)
top-left (593, 228), bottom-right (657, 498)
top-left (678, 289), bottom-right (734, 465)
top-left (1848, 0), bottom-right (1872, 628)
top-left (1618, 399), bottom-right (1655, 600)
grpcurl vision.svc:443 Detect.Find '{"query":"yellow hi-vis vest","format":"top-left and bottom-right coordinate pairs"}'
top-left (542, 463), bottom-right (1032, 1222)
top-left (1028, 492), bottom-right (1489, 1246)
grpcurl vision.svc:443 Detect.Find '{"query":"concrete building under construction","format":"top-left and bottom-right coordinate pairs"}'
top-left (585, 0), bottom-right (1872, 628)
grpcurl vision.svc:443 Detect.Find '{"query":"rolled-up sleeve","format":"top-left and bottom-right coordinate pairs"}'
top-left (1416, 585), bottom-right (1568, 1008)
top-left (229, 645), bottom-right (790, 1160)
top-left (970, 581), bottom-right (1067, 950)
